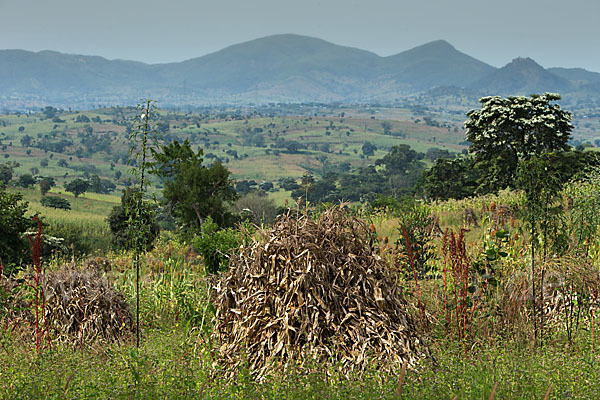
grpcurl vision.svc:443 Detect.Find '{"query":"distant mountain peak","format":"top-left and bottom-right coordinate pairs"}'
top-left (419, 39), bottom-right (456, 50)
top-left (384, 39), bottom-right (495, 89)
top-left (0, 35), bottom-right (597, 108)
top-left (506, 57), bottom-right (544, 68)
top-left (471, 56), bottom-right (571, 95)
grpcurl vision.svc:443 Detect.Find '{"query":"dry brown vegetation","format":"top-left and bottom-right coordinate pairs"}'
top-left (213, 206), bottom-right (428, 377)
top-left (1, 259), bottom-right (134, 346)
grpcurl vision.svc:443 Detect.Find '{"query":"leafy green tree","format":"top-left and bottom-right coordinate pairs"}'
top-left (235, 179), bottom-right (257, 195)
top-left (381, 121), bottom-right (392, 135)
top-left (108, 188), bottom-right (159, 251)
top-left (88, 174), bottom-right (116, 194)
top-left (376, 145), bottom-right (424, 176)
top-left (397, 203), bottom-right (436, 278)
top-left (362, 141), bottom-right (377, 157)
top-left (20, 135), bottom-right (33, 147)
top-left (376, 144), bottom-right (425, 197)
top-left (40, 196), bottom-right (70, 210)
top-left (233, 192), bottom-right (279, 226)
top-left (191, 217), bottom-right (243, 274)
top-left (65, 178), bottom-right (89, 198)
top-left (259, 181), bottom-right (273, 191)
top-left (284, 141), bottom-right (304, 153)
top-left (151, 139), bottom-right (237, 231)
top-left (368, 194), bottom-right (416, 216)
top-left (75, 114), bottom-right (90, 123)
top-left (421, 158), bottom-right (479, 200)
top-left (18, 174), bottom-right (36, 188)
top-left (0, 163), bottom-right (13, 186)
top-left (293, 173), bottom-right (337, 204)
top-left (465, 93), bottom-right (572, 193)
top-left (278, 177), bottom-right (300, 191)
top-left (425, 147), bottom-right (453, 162)
top-left (41, 106), bottom-right (58, 119)
top-left (0, 189), bottom-right (31, 272)
top-left (39, 177), bottom-right (55, 196)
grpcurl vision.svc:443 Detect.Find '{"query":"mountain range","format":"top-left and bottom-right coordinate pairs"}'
top-left (1, 34), bottom-right (599, 108)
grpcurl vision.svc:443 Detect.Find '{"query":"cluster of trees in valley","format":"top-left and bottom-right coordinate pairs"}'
top-left (1, 93), bottom-right (600, 267)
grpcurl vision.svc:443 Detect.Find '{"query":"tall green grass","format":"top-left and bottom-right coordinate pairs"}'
top-left (2, 186), bottom-right (600, 399)
top-left (8, 187), bottom-right (117, 255)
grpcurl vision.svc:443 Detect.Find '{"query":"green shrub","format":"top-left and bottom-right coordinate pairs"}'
top-left (0, 189), bottom-right (31, 273)
top-left (368, 194), bottom-right (415, 216)
top-left (192, 217), bottom-right (243, 274)
top-left (44, 220), bottom-right (111, 256)
top-left (40, 196), bottom-right (71, 210)
top-left (107, 188), bottom-right (159, 251)
top-left (397, 202), bottom-right (436, 278)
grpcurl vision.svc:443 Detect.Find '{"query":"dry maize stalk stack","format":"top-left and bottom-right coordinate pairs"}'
top-left (213, 206), bottom-right (428, 377)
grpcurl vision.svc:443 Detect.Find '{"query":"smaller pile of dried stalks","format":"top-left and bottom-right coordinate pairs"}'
top-left (502, 252), bottom-right (600, 330)
top-left (2, 264), bottom-right (134, 344)
top-left (213, 206), bottom-right (427, 377)
top-left (44, 267), bottom-right (134, 343)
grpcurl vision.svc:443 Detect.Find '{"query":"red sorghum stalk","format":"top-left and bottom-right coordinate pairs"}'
top-left (445, 229), bottom-right (471, 339)
top-left (27, 216), bottom-right (51, 353)
top-left (442, 229), bottom-right (450, 333)
top-left (401, 225), bottom-right (424, 317)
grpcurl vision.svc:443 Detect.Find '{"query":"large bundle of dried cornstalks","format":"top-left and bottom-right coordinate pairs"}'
top-left (213, 206), bottom-right (428, 377)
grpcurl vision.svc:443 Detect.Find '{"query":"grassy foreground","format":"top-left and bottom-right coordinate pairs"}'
top-left (2, 186), bottom-right (600, 399)
top-left (1, 234), bottom-right (599, 399)
top-left (1, 317), bottom-right (598, 399)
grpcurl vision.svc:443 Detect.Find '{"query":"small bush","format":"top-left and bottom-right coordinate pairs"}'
top-left (40, 196), bottom-right (71, 210)
top-left (0, 189), bottom-right (31, 273)
top-left (192, 217), bottom-right (243, 274)
top-left (396, 203), bottom-right (436, 278)
top-left (44, 220), bottom-right (111, 256)
top-left (107, 188), bottom-right (159, 251)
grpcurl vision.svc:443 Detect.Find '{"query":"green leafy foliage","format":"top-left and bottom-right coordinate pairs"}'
top-left (0, 189), bottom-right (31, 272)
top-left (564, 167), bottom-right (600, 256)
top-left (396, 203), bottom-right (435, 278)
top-left (151, 139), bottom-right (238, 231)
top-left (291, 145), bottom-right (427, 204)
top-left (38, 177), bottom-right (55, 196)
top-left (361, 141), bottom-right (377, 156)
top-left (64, 178), bottom-right (89, 198)
top-left (466, 93), bottom-right (573, 193)
top-left (108, 189), bottom-right (159, 251)
top-left (421, 157), bottom-right (479, 200)
top-left (0, 163), bottom-right (13, 186)
top-left (233, 192), bottom-right (279, 226)
top-left (192, 217), bottom-right (244, 274)
top-left (368, 194), bottom-right (416, 216)
top-left (40, 196), bottom-right (71, 210)
top-left (517, 153), bottom-right (566, 257)
top-left (17, 174), bottom-right (36, 189)
top-left (88, 174), bottom-right (116, 194)
top-left (278, 177), bottom-right (300, 191)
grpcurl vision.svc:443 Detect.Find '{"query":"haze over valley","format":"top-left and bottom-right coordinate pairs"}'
top-left (1, 34), bottom-right (600, 110)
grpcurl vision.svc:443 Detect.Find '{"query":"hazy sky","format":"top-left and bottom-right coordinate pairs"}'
top-left (1, 0), bottom-right (599, 72)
